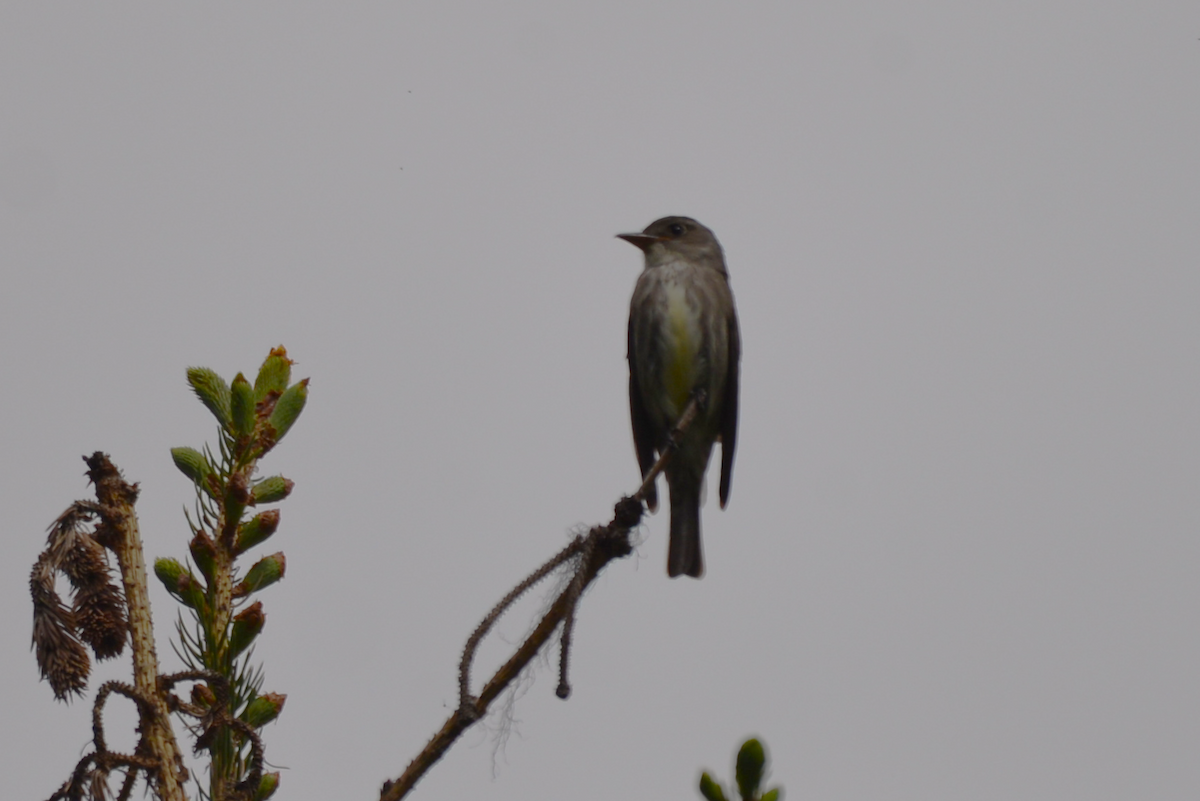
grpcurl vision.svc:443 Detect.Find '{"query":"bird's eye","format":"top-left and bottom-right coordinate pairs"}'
top-left (668, 223), bottom-right (685, 236)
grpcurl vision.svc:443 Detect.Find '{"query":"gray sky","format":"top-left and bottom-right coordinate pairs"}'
top-left (4, 3), bottom-right (1200, 799)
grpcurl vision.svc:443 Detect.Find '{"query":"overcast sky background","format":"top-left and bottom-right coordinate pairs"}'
top-left (3, 3), bottom-right (1199, 799)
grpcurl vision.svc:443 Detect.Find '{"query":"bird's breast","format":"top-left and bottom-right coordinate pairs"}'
top-left (661, 280), bottom-right (702, 413)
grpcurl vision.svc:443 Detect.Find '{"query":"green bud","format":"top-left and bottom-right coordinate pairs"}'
top-left (252, 772), bottom-right (281, 801)
top-left (230, 373), bottom-right (256, 438)
top-left (178, 577), bottom-right (206, 611)
top-left (736, 739), bottom-right (766, 800)
top-left (265, 378), bottom-right (308, 446)
top-left (154, 557), bottom-right (186, 587)
top-left (187, 367), bottom-right (231, 427)
top-left (171, 446), bottom-right (213, 493)
top-left (228, 601), bottom-right (265, 658)
top-left (240, 691), bottom-right (286, 728)
top-left (699, 772), bottom-right (728, 801)
top-left (251, 476), bottom-right (293, 505)
top-left (235, 510), bottom-right (280, 554)
top-left (235, 552), bottom-right (286, 597)
top-left (154, 558), bottom-right (206, 611)
top-left (761, 789), bottom-right (781, 801)
top-left (254, 347), bottom-right (292, 401)
top-left (189, 530), bottom-right (217, 582)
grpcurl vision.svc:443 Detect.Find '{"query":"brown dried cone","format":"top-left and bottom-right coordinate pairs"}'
top-left (63, 534), bottom-right (128, 660)
top-left (29, 552), bottom-right (91, 699)
top-left (73, 579), bottom-right (128, 660)
top-left (30, 495), bottom-right (129, 699)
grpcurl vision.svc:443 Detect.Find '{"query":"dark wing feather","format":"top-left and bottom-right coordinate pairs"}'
top-left (718, 307), bottom-right (740, 508)
top-left (628, 312), bottom-right (659, 511)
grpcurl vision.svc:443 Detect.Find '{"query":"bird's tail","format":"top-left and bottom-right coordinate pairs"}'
top-left (667, 479), bottom-right (704, 579)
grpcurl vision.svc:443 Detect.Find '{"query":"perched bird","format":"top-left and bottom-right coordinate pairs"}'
top-left (620, 216), bottom-right (740, 578)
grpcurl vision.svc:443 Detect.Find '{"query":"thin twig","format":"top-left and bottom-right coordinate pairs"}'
top-left (47, 750), bottom-right (160, 801)
top-left (227, 718), bottom-right (266, 796)
top-left (555, 531), bottom-right (599, 699)
top-left (92, 681), bottom-right (155, 755)
top-left (458, 536), bottom-right (586, 710)
top-left (116, 762), bottom-right (139, 801)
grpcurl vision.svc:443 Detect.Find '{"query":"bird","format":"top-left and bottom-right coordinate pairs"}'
top-left (620, 216), bottom-right (740, 578)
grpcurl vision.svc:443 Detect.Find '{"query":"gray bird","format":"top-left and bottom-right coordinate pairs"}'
top-left (620, 216), bottom-right (740, 578)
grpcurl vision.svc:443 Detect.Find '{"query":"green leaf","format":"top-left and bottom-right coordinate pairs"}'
top-left (240, 691), bottom-right (286, 728)
top-left (187, 367), bottom-right (231, 428)
top-left (153, 558), bottom-right (206, 611)
top-left (699, 772), bottom-right (728, 801)
top-left (230, 372), bottom-right (256, 438)
top-left (265, 378), bottom-right (308, 445)
top-left (250, 476), bottom-right (293, 505)
top-left (234, 510), bottom-right (280, 554)
top-left (252, 772), bottom-right (281, 801)
top-left (170, 446), bottom-right (213, 492)
top-left (235, 552), bottom-right (286, 596)
top-left (736, 739), bottom-right (766, 800)
top-left (254, 347), bottom-right (292, 401)
top-left (761, 789), bottom-right (781, 801)
top-left (189, 531), bottom-right (217, 582)
top-left (228, 601), bottom-right (265, 657)
top-left (153, 557), bottom-right (186, 588)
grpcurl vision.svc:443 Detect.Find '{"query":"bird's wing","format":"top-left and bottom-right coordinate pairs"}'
top-left (628, 312), bottom-right (660, 511)
top-left (718, 305), bottom-right (740, 508)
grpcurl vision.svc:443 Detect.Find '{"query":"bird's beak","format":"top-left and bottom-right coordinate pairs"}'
top-left (617, 233), bottom-right (662, 252)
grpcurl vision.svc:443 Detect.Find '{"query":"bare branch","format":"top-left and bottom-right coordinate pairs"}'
top-left (84, 453), bottom-right (189, 801)
top-left (380, 394), bottom-right (703, 801)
